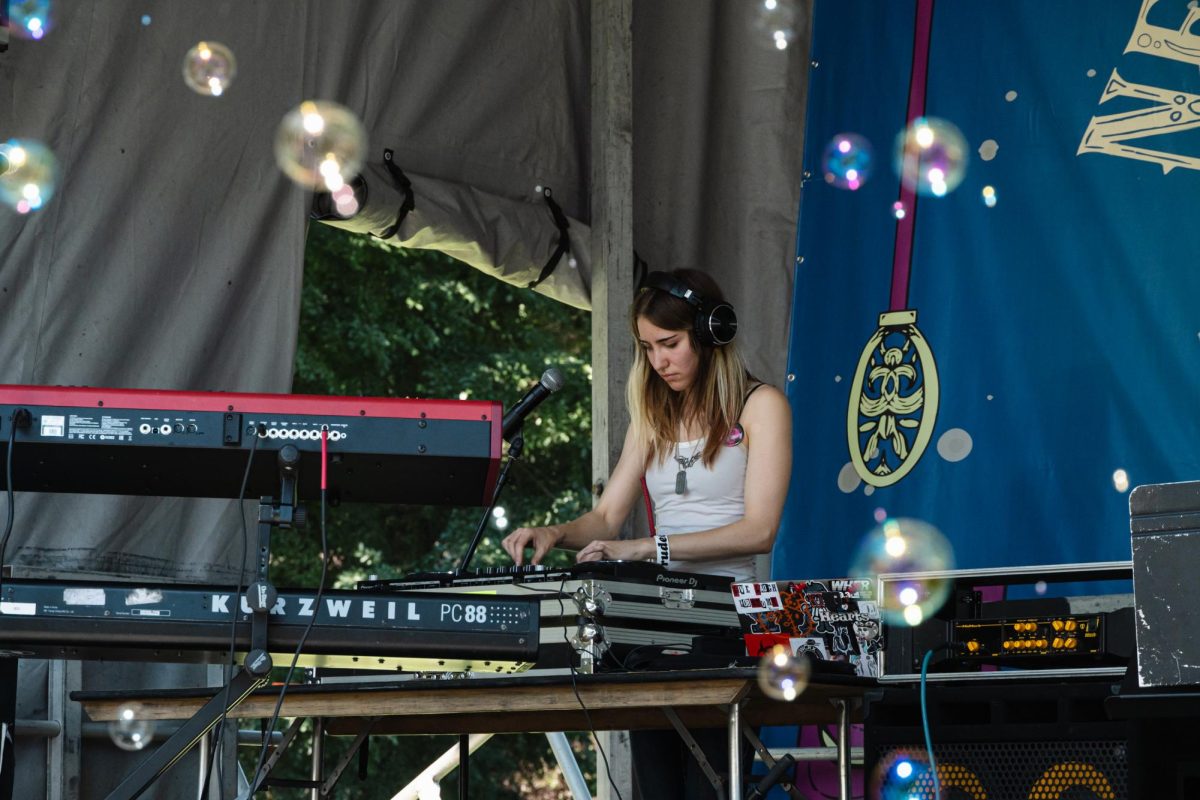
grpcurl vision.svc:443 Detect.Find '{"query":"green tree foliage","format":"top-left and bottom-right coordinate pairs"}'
top-left (252, 224), bottom-right (596, 799)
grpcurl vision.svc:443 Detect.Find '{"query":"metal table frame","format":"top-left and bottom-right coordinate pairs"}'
top-left (76, 667), bottom-right (870, 800)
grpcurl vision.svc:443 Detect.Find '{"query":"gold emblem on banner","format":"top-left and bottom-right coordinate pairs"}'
top-left (847, 310), bottom-right (939, 487)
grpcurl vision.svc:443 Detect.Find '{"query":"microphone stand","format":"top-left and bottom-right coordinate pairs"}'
top-left (457, 428), bottom-right (524, 574)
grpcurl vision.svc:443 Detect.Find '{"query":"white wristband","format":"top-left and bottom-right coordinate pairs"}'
top-left (654, 534), bottom-right (670, 567)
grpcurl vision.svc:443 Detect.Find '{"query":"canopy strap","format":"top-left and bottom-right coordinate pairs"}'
top-left (377, 148), bottom-right (416, 239)
top-left (527, 187), bottom-right (571, 290)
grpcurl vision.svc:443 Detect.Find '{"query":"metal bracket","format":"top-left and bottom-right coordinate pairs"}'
top-left (663, 707), bottom-right (725, 800)
top-left (738, 719), bottom-right (807, 800)
top-left (320, 718), bottom-right (378, 796)
top-left (251, 716), bottom-right (305, 787)
top-left (659, 587), bottom-right (695, 610)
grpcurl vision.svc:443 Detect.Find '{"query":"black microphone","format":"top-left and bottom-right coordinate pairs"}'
top-left (502, 368), bottom-right (565, 441)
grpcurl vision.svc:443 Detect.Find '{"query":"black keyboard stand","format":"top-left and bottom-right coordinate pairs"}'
top-left (458, 429), bottom-right (523, 574)
top-left (104, 668), bottom-right (268, 800)
top-left (106, 445), bottom-right (305, 800)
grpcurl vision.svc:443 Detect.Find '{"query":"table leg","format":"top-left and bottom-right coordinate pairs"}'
top-left (459, 734), bottom-right (469, 799)
top-left (310, 717), bottom-right (323, 800)
top-left (833, 699), bottom-right (850, 800)
top-left (728, 702), bottom-right (741, 800)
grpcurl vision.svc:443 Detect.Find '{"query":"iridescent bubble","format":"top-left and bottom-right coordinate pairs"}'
top-left (893, 117), bottom-right (969, 197)
top-left (1112, 469), bottom-right (1130, 493)
top-left (108, 703), bottom-right (157, 752)
top-left (836, 462), bottom-right (861, 494)
top-left (821, 133), bottom-right (872, 191)
top-left (9, 0), bottom-right (52, 40)
top-left (0, 139), bottom-right (59, 214)
top-left (871, 749), bottom-right (936, 800)
top-left (182, 41), bottom-right (237, 97)
top-left (981, 185), bottom-right (998, 208)
top-left (756, 644), bottom-right (811, 701)
top-left (274, 100), bottom-right (367, 191)
top-left (753, 0), bottom-right (799, 51)
top-left (849, 518), bottom-right (954, 627)
top-left (891, 200), bottom-right (907, 220)
top-left (330, 183), bottom-right (360, 217)
top-left (936, 427), bottom-right (973, 462)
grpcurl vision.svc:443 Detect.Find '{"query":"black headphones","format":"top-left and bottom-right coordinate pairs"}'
top-left (641, 271), bottom-right (738, 346)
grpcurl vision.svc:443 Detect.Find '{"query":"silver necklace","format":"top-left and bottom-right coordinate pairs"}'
top-left (673, 442), bottom-right (701, 495)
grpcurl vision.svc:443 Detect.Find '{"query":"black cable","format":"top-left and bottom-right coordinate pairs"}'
top-left (804, 761), bottom-right (840, 800)
top-left (0, 414), bottom-right (20, 790)
top-left (245, 477), bottom-right (331, 795)
top-left (512, 578), bottom-right (623, 800)
top-left (558, 575), bottom-right (624, 800)
top-left (199, 426), bottom-right (263, 800)
top-left (0, 416), bottom-right (19, 601)
top-left (802, 725), bottom-right (854, 800)
top-left (615, 642), bottom-right (693, 672)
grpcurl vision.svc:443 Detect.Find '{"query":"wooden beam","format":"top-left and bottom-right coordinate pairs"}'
top-left (590, 2), bottom-right (635, 791)
top-left (590, 0), bottom-right (635, 516)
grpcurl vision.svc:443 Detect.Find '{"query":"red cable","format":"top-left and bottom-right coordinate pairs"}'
top-left (320, 427), bottom-right (328, 490)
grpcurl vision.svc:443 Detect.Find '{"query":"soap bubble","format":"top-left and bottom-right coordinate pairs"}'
top-left (756, 644), bottom-right (811, 701)
top-left (849, 518), bottom-right (954, 626)
top-left (108, 703), bottom-right (157, 752)
top-left (893, 116), bottom-right (969, 197)
top-left (753, 0), bottom-right (800, 51)
top-left (9, 0), bottom-right (52, 40)
top-left (821, 133), bottom-right (872, 191)
top-left (871, 748), bottom-right (936, 799)
top-left (0, 139), bottom-right (59, 214)
top-left (182, 41), bottom-right (237, 97)
top-left (274, 100), bottom-right (367, 191)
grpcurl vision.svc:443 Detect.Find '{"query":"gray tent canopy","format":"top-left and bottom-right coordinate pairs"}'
top-left (0, 0), bottom-right (807, 580)
top-left (0, 4), bottom-right (808, 795)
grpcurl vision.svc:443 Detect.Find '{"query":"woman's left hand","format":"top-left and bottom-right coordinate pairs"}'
top-left (576, 537), bottom-right (652, 563)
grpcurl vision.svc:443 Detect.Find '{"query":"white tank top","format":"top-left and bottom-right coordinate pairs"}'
top-left (643, 429), bottom-right (756, 580)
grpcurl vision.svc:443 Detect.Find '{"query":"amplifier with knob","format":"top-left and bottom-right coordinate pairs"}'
top-left (878, 561), bottom-right (1134, 682)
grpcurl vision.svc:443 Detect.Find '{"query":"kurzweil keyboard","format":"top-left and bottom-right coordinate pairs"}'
top-left (360, 561), bottom-right (742, 674)
top-left (0, 578), bottom-right (539, 673)
top-left (0, 385), bottom-right (500, 505)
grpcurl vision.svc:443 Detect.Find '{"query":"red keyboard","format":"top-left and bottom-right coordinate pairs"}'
top-left (0, 385), bottom-right (501, 505)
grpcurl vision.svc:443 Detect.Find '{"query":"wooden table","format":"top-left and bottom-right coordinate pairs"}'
top-left (77, 667), bottom-right (873, 799)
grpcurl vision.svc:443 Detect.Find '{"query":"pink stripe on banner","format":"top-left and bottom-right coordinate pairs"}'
top-left (890, 0), bottom-right (935, 311)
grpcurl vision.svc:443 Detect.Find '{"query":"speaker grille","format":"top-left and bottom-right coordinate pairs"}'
top-left (871, 740), bottom-right (1127, 800)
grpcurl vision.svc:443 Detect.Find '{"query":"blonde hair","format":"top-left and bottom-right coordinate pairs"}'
top-left (626, 269), bottom-right (754, 467)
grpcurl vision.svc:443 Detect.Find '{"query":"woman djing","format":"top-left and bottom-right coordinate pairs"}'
top-left (501, 269), bottom-right (792, 799)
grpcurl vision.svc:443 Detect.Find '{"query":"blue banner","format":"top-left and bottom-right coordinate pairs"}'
top-left (776, 0), bottom-right (1200, 578)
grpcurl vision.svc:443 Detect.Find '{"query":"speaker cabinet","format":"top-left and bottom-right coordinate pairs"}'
top-left (865, 680), bottom-right (1127, 799)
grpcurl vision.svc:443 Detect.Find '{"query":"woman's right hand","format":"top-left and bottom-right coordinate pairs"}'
top-left (501, 526), bottom-right (561, 566)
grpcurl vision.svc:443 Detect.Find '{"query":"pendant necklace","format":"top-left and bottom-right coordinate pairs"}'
top-left (673, 442), bottom-right (702, 495)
